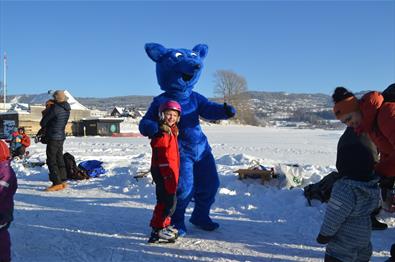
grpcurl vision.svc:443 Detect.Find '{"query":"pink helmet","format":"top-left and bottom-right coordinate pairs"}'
top-left (158, 100), bottom-right (182, 121)
top-left (159, 100), bottom-right (181, 114)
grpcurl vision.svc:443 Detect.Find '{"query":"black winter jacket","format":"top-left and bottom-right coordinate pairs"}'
top-left (40, 102), bottom-right (71, 140)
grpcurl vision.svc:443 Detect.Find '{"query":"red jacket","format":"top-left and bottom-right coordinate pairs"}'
top-left (358, 91), bottom-right (395, 177)
top-left (150, 125), bottom-right (180, 193)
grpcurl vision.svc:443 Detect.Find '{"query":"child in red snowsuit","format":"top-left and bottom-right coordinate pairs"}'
top-left (148, 100), bottom-right (181, 243)
top-left (0, 140), bottom-right (17, 262)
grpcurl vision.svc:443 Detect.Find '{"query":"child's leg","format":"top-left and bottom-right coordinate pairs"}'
top-left (0, 228), bottom-right (11, 261)
top-left (326, 242), bottom-right (354, 262)
top-left (150, 168), bottom-right (175, 229)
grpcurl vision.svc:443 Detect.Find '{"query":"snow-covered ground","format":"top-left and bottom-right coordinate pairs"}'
top-left (10, 125), bottom-right (394, 261)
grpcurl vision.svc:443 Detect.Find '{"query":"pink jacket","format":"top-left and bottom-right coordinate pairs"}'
top-left (0, 160), bottom-right (17, 225)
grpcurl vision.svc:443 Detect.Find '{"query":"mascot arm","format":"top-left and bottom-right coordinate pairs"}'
top-left (139, 101), bottom-right (160, 138)
top-left (197, 93), bottom-right (236, 120)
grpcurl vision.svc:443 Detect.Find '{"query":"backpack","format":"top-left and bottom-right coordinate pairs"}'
top-left (382, 83), bottom-right (395, 102)
top-left (303, 171), bottom-right (342, 206)
top-left (63, 152), bottom-right (89, 180)
top-left (78, 160), bottom-right (106, 178)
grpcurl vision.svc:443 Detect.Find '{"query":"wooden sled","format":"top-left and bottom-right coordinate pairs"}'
top-left (235, 168), bottom-right (277, 184)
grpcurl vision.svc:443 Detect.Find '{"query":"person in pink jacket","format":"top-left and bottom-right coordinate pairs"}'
top-left (0, 140), bottom-right (17, 262)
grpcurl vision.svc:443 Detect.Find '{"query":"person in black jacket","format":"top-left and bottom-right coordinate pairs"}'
top-left (40, 90), bottom-right (71, 191)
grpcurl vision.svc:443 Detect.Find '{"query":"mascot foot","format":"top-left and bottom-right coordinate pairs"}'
top-left (172, 222), bottom-right (187, 237)
top-left (189, 217), bottom-right (220, 231)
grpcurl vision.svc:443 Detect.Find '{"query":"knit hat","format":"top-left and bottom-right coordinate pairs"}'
top-left (332, 87), bottom-right (360, 119)
top-left (0, 140), bottom-right (10, 162)
top-left (333, 96), bottom-right (360, 120)
top-left (336, 143), bottom-right (375, 181)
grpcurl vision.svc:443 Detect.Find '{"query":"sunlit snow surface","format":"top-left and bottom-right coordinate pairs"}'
top-left (11, 125), bottom-right (393, 261)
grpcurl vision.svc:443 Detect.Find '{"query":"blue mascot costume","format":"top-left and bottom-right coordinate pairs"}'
top-left (139, 43), bottom-right (236, 236)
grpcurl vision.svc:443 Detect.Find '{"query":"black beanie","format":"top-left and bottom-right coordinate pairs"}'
top-left (336, 143), bottom-right (375, 181)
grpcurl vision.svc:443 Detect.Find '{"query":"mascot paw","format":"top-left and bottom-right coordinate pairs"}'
top-left (189, 217), bottom-right (220, 231)
top-left (172, 222), bottom-right (187, 237)
top-left (224, 103), bottom-right (236, 118)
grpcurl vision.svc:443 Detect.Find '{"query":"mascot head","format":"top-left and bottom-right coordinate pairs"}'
top-left (145, 43), bottom-right (208, 98)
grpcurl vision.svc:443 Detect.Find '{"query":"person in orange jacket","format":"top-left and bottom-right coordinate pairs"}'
top-left (9, 127), bottom-right (30, 159)
top-left (332, 86), bottom-right (395, 179)
top-left (148, 100), bottom-right (181, 243)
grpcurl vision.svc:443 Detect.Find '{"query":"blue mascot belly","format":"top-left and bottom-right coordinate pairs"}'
top-left (139, 43), bottom-right (236, 236)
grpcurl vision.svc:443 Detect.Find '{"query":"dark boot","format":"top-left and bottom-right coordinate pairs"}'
top-left (371, 215), bottom-right (388, 230)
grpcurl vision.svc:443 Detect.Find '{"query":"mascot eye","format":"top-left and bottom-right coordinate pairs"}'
top-left (175, 52), bottom-right (183, 58)
top-left (191, 52), bottom-right (198, 57)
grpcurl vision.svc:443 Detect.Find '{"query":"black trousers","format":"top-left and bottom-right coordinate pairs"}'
top-left (46, 139), bottom-right (67, 185)
top-left (151, 167), bottom-right (177, 218)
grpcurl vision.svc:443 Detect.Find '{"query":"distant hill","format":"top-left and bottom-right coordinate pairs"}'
top-left (77, 95), bottom-right (154, 111)
top-left (6, 90), bottom-right (349, 129)
top-left (8, 93), bottom-right (154, 112)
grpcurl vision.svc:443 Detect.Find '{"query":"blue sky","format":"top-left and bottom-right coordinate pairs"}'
top-left (0, 1), bottom-right (394, 98)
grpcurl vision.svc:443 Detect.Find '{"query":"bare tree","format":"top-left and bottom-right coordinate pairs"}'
top-left (213, 70), bottom-right (248, 104)
top-left (213, 70), bottom-right (257, 125)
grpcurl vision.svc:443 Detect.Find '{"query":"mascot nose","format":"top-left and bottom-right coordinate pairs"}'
top-left (194, 64), bottom-right (201, 70)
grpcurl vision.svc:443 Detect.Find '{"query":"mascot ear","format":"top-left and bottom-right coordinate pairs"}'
top-left (145, 43), bottom-right (167, 62)
top-left (192, 44), bottom-right (208, 59)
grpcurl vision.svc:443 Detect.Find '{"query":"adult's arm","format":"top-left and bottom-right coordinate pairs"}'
top-left (376, 103), bottom-right (395, 177)
top-left (40, 106), bottom-right (56, 128)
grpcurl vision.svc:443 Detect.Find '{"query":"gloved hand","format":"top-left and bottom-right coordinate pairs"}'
top-left (224, 103), bottom-right (236, 118)
top-left (159, 123), bottom-right (172, 135)
top-left (316, 234), bottom-right (332, 244)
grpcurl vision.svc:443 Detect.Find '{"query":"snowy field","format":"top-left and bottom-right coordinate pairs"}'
top-left (10, 125), bottom-right (394, 261)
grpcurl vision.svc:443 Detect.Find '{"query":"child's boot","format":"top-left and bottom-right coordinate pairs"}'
top-left (166, 225), bottom-right (179, 239)
top-left (148, 228), bottom-right (176, 243)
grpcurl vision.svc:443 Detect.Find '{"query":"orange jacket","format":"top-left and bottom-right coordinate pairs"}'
top-left (10, 132), bottom-right (30, 148)
top-left (150, 125), bottom-right (180, 193)
top-left (21, 134), bottom-right (31, 148)
top-left (358, 91), bottom-right (395, 177)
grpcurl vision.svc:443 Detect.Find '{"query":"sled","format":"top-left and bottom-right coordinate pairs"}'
top-left (235, 167), bottom-right (277, 184)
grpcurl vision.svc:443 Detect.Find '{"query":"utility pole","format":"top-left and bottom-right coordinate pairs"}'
top-left (2, 52), bottom-right (7, 112)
